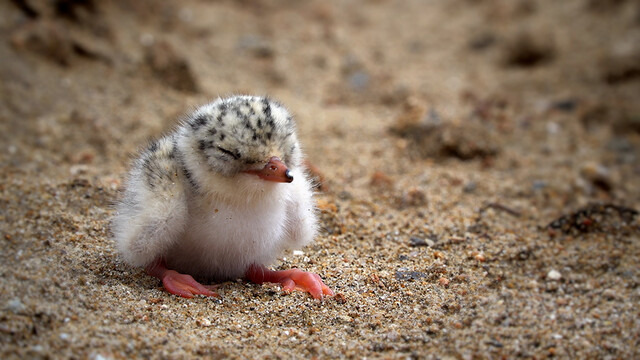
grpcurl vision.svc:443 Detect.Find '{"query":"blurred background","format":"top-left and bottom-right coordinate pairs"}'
top-left (1, 0), bottom-right (638, 190)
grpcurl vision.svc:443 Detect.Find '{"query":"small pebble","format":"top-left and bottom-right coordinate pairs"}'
top-left (70, 164), bottom-right (89, 176)
top-left (547, 269), bottom-right (562, 281)
top-left (433, 251), bottom-right (445, 260)
top-left (551, 99), bottom-right (578, 112)
top-left (348, 71), bottom-right (370, 91)
top-left (6, 298), bottom-right (26, 313)
top-left (237, 35), bottom-right (274, 58)
top-left (602, 289), bottom-right (617, 300)
top-left (140, 33), bottom-right (154, 46)
top-left (92, 354), bottom-right (113, 360)
top-left (580, 162), bottom-right (612, 190)
top-left (385, 330), bottom-right (399, 341)
top-left (532, 180), bottom-right (547, 191)
top-left (409, 236), bottom-right (434, 247)
top-left (370, 171), bottom-right (394, 188)
top-left (473, 251), bottom-right (486, 262)
top-left (399, 187), bottom-right (427, 207)
top-left (463, 181), bottom-right (477, 193)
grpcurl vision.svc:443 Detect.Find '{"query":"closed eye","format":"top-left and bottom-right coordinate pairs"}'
top-left (217, 146), bottom-right (240, 160)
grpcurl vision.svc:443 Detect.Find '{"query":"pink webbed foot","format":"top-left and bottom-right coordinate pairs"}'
top-left (161, 270), bottom-right (219, 298)
top-left (245, 264), bottom-right (334, 300)
top-left (146, 259), bottom-right (219, 299)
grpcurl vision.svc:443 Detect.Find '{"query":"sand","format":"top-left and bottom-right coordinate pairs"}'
top-left (1, 0), bottom-right (639, 358)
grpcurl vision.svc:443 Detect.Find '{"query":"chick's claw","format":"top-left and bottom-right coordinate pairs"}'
top-left (246, 264), bottom-right (334, 300)
top-left (161, 270), bottom-right (219, 298)
top-left (282, 269), bottom-right (334, 299)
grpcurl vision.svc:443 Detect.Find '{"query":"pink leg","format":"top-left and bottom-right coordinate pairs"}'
top-left (146, 259), bottom-right (219, 299)
top-left (245, 264), bottom-right (334, 300)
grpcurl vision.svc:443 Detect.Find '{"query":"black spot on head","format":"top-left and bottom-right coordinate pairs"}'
top-left (198, 140), bottom-right (206, 151)
top-left (219, 133), bottom-right (226, 141)
top-left (257, 119), bottom-right (262, 128)
top-left (148, 140), bottom-right (159, 153)
top-left (208, 127), bottom-right (217, 136)
top-left (266, 117), bottom-right (275, 128)
top-left (262, 98), bottom-right (272, 118)
top-left (252, 134), bottom-right (257, 141)
top-left (190, 115), bottom-right (208, 131)
top-left (266, 132), bottom-right (272, 141)
top-left (217, 110), bottom-right (226, 124)
top-left (142, 156), bottom-right (152, 171)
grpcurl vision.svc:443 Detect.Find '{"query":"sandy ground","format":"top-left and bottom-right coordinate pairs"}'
top-left (1, 0), bottom-right (639, 358)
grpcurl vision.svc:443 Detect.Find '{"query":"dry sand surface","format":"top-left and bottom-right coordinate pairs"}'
top-left (1, 0), bottom-right (639, 358)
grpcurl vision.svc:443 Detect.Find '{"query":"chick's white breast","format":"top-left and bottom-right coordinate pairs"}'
top-left (164, 186), bottom-right (291, 280)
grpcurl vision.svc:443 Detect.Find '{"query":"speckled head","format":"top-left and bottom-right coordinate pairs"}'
top-left (185, 96), bottom-right (302, 178)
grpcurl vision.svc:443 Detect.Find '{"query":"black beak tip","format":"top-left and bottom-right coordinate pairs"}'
top-left (285, 169), bottom-right (294, 183)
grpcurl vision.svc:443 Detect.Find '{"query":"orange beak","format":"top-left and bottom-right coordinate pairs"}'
top-left (244, 157), bottom-right (293, 183)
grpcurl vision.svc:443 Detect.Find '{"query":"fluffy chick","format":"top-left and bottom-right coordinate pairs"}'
top-left (112, 96), bottom-right (333, 299)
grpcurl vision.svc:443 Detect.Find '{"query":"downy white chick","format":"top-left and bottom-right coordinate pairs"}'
top-left (112, 96), bottom-right (333, 299)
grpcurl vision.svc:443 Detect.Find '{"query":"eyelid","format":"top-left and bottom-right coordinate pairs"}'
top-left (217, 146), bottom-right (240, 160)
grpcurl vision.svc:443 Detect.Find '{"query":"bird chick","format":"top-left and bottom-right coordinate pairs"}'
top-left (112, 96), bottom-right (333, 299)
